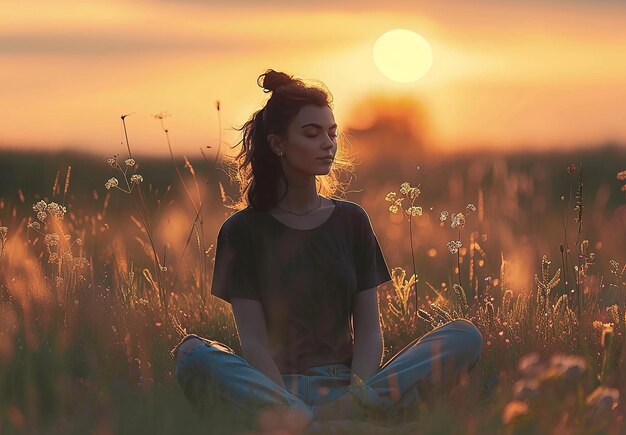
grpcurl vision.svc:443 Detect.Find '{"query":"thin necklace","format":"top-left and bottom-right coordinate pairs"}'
top-left (274, 195), bottom-right (323, 216)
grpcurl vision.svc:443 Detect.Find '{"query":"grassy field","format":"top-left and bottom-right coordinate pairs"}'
top-left (0, 145), bottom-right (625, 434)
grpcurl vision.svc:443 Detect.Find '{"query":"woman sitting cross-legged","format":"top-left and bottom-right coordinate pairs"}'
top-left (171, 68), bottom-right (483, 433)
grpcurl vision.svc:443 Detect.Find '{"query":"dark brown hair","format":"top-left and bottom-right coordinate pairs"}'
top-left (224, 69), bottom-right (355, 212)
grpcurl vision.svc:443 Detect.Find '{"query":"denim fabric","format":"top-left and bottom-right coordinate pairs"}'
top-left (173, 319), bottom-right (483, 425)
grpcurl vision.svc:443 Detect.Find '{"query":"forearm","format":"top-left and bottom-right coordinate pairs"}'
top-left (243, 344), bottom-right (286, 389)
top-left (350, 332), bottom-right (383, 385)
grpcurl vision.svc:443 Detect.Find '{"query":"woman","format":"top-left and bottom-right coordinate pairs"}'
top-left (171, 69), bottom-right (483, 432)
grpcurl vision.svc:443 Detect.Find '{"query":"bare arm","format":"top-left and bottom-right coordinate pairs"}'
top-left (351, 287), bottom-right (384, 385)
top-left (231, 297), bottom-right (286, 389)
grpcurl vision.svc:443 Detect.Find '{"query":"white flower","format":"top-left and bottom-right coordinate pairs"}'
top-left (409, 187), bottom-right (420, 201)
top-left (466, 203), bottom-right (477, 212)
top-left (44, 233), bottom-right (60, 247)
top-left (46, 202), bottom-right (67, 220)
top-left (28, 221), bottom-right (41, 230)
top-left (33, 200), bottom-right (47, 212)
top-left (107, 157), bottom-right (117, 167)
top-left (73, 257), bottom-right (89, 269)
top-left (408, 206), bottom-right (423, 217)
top-left (440, 211), bottom-right (449, 222)
top-left (385, 192), bottom-right (397, 202)
top-left (399, 182), bottom-right (411, 195)
top-left (105, 177), bottom-right (119, 190)
top-left (451, 213), bottom-right (466, 229)
top-left (447, 240), bottom-right (462, 254)
top-left (0, 226), bottom-right (7, 238)
top-left (125, 158), bottom-right (136, 167)
top-left (130, 174), bottom-right (143, 184)
top-left (37, 211), bottom-right (48, 222)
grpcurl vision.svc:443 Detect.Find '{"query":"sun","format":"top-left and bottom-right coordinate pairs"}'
top-left (373, 29), bottom-right (433, 83)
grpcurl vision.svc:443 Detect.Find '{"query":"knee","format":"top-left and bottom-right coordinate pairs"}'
top-left (174, 338), bottom-right (222, 405)
top-left (447, 319), bottom-right (483, 363)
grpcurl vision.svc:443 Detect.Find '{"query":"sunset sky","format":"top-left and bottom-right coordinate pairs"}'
top-left (2, 0), bottom-right (626, 156)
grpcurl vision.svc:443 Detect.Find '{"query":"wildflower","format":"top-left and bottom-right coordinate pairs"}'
top-left (48, 253), bottom-right (59, 264)
top-left (447, 240), bottom-right (462, 254)
top-left (28, 221), bottom-right (41, 230)
top-left (451, 213), bottom-right (466, 229)
top-left (44, 233), bottom-right (60, 247)
top-left (37, 211), bottom-right (48, 222)
top-left (0, 226), bottom-right (7, 238)
top-left (409, 187), bottom-right (420, 201)
top-left (125, 158), bottom-right (136, 167)
top-left (385, 192), bottom-right (397, 202)
top-left (618, 170), bottom-right (626, 181)
top-left (466, 203), bottom-right (476, 212)
top-left (73, 257), bottom-right (89, 270)
top-left (399, 182), bottom-right (411, 195)
top-left (152, 111), bottom-right (171, 120)
top-left (107, 157), bottom-right (117, 167)
top-left (585, 386), bottom-right (619, 419)
top-left (130, 174), bottom-right (143, 184)
top-left (159, 264), bottom-right (167, 272)
top-left (440, 211), bottom-right (449, 222)
top-left (105, 177), bottom-right (119, 190)
top-left (33, 200), bottom-right (47, 212)
top-left (55, 276), bottom-right (64, 288)
top-left (46, 202), bottom-right (66, 220)
top-left (75, 238), bottom-right (83, 246)
top-left (502, 400), bottom-right (530, 425)
top-left (567, 164), bottom-right (576, 174)
top-left (407, 206), bottom-right (422, 217)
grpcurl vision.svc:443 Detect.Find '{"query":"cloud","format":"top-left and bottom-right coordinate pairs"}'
top-left (0, 32), bottom-right (251, 57)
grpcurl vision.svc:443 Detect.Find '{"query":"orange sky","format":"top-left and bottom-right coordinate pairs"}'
top-left (2, 0), bottom-right (626, 156)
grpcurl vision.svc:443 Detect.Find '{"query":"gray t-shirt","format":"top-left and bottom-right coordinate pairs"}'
top-left (210, 198), bottom-right (393, 374)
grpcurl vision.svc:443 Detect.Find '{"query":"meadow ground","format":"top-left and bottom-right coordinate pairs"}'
top-left (0, 147), bottom-right (625, 434)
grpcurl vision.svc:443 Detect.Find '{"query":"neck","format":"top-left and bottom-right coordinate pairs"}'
top-left (274, 178), bottom-right (320, 212)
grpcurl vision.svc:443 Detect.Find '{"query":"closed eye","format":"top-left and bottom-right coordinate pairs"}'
top-left (306, 132), bottom-right (338, 138)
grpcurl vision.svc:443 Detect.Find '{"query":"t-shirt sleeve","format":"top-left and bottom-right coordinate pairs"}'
top-left (210, 219), bottom-right (260, 304)
top-left (355, 206), bottom-right (393, 292)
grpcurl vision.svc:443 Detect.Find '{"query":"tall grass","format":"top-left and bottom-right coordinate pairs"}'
top-left (0, 121), bottom-right (624, 433)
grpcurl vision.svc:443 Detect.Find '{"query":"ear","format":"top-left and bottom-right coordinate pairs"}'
top-left (267, 133), bottom-right (284, 155)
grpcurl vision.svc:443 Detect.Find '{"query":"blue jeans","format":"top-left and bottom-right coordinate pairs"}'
top-left (172, 319), bottom-right (482, 425)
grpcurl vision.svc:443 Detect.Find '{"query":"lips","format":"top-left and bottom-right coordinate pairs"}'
top-left (318, 155), bottom-right (334, 160)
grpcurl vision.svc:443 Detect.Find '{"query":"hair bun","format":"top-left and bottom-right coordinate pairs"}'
top-left (258, 69), bottom-right (295, 93)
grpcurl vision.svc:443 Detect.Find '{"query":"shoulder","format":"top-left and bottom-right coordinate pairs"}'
top-left (218, 207), bottom-right (254, 237)
top-left (335, 199), bottom-right (369, 223)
